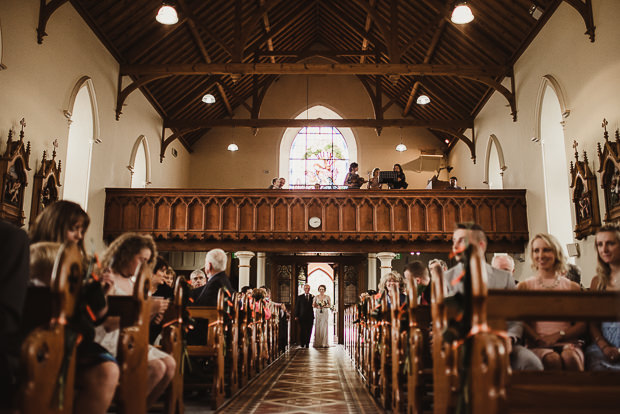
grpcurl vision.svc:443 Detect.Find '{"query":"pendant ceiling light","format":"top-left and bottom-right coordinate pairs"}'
top-left (202, 93), bottom-right (216, 104)
top-left (156, 2), bottom-right (179, 25)
top-left (228, 126), bottom-right (238, 151)
top-left (416, 94), bottom-right (431, 105)
top-left (396, 128), bottom-right (407, 152)
top-left (451, 2), bottom-right (474, 24)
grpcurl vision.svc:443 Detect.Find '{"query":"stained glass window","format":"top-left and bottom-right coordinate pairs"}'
top-left (289, 126), bottom-right (349, 189)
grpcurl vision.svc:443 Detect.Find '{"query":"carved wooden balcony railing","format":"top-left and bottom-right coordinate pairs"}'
top-left (103, 189), bottom-right (528, 252)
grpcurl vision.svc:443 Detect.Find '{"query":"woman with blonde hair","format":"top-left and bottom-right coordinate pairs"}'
top-left (517, 233), bottom-right (585, 370)
top-left (586, 224), bottom-right (620, 370)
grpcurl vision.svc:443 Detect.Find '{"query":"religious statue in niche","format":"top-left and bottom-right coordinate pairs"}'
top-left (29, 139), bottom-right (62, 228)
top-left (597, 119), bottom-right (620, 222)
top-left (570, 140), bottom-right (600, 240)
top-left (0, 118), bottom-right (31, 227)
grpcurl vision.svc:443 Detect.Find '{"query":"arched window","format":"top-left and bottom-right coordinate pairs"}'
top-left (279, 106), bottom-right (358, 189)
top-left (536, 76), bottom-right (573, 252)
top-left (484, 134), bottom-right (506, 189)
top-left (63, 77), bottom-right (99, 209)
top-left (128, 135), bottom-right (151, 188)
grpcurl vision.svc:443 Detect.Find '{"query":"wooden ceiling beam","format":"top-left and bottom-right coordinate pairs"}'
top-left (563, 0), bottom-right (595, 42)
top-left (403, 18), bottom-right (447, 116)
top-left (121, 63), bottom-right (507, 77)
top-left (258, 0), bottom-right (276, 64)
top-left (328, 1), bottom-right (387, 57)
top-left (360, 0), bottom-right (376, 64)
top-left (256, 50), bottom-right (377, 57)
top-left (164, 118), bottom-right (474, 129)
top-left (124, 18), bottom-right (188, 63)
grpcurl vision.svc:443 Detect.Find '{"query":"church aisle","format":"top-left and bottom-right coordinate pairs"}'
top-left (219, 346), bottom-right (382, 414)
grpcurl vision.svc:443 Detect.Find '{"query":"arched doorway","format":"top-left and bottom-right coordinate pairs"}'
top-left (307, 263), bottom-right (335, 345)
top-left (63, 77), bottom-right (99, 209)
top-left (537, 77), bottom-right (573, 254)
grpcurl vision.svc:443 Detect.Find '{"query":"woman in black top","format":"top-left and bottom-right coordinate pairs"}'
top-left (390, 163), bottom-right (408, 189)
top-left (344, 162), bottom-right (366, 189)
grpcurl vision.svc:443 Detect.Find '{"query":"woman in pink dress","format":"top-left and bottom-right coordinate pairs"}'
top-left (517, 233), bottom-right (586, 370)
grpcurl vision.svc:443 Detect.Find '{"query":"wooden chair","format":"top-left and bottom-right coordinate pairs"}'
top-left (185, 289), bottom-right (226, 410)
top-left (159, 277), bottom-right (185, 414)
top-left (18, 242), bottom-right (84, 414)
top-left (106, 262), bottom-right (151, 414)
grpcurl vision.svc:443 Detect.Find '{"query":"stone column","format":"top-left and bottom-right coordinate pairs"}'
top-left (367, 253), bottom-right (377, 290)
top-left (235, 251), bottom-right (255, 290)
top-left (256, 252), bottom-right (266, 287)
top-left (377, 252), bottom-right (397, 279)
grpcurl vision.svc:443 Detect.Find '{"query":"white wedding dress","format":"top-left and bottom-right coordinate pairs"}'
top-left (313, 295), bottom-right (331, 348)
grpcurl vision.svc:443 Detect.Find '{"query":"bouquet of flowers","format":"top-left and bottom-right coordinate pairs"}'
top-left (317, 299), bottom-right (329, 313)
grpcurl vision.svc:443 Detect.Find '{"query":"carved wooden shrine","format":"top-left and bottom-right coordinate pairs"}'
top-left (570, 141), bottom-right (600, 239)
top-left (0, 120), bottom-right (31, 226)
top-left (597, 119), bottom-right (620, 223)
top-left (104, 188), bottom-right (529, 253)
top-left (29, 146), bottom-right (62, 227)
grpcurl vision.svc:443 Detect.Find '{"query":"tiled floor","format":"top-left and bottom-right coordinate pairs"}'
top-left (216, 346), bottom-right (382, 414)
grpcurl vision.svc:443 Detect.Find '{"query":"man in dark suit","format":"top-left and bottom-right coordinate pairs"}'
top-left (294, 284), bottom-right (314, 348)
top-left (0, 219), bottom-right (29, 408)
top-left (188, 249), bottom-right (234, 345)
top-left (192, 248), bottom-right (233, 306)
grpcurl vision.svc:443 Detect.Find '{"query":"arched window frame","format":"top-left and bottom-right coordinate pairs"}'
top-left (483, 134), bottom-right (507, 187)
top-left (128, 135), bottom-right (152, 187)
top-left (534, 75), bottom-right (571, 139)
top-left (63, 76), bottom-right (101, 143)
top-left (279, 105), bottom-right (358, 185)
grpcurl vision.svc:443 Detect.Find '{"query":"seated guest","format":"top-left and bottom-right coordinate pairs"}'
top-left (268, 177), bottom-right (279, 189)
top-left (164, 267), bottom-right (176, 288)
top-left (189, 268), bottom-right (207, 289)
top-left (149, 256), bottom-right (173, 344)
top-left (404, 261), bottom-right (430, 305)
top-left (278, 177), bottom-right (286, 189)
top-left (29, 201), bottom-right (120, 413)
top-left (378, 271), bottom-right (406, 307)
top-left (428, 258), bottom-right (448, 273)
top-left (344, 162), bottom-right (366, 189)
top-left (367, 167), bottom-right (382, 189)
top-left (29, 242), bottom-right (60, 286)
top-left (278, 303), bottom-right (290, 352)
top-left (389, 163), bottom-right (408, 189)
top-left (442, 223), bottom-right (542, 371)
top-left (586, 224), bottom-right (620, 371)
top-left (192, 249), bottom-right (234, 306)
top-left (517, 233), bottom-right (585, 371)
top-left (492, 254), bottom-right (515, 274)
top-left (447, 176), bottom-right (462, 189)
top-left (0, 219), bottom-right (29, 410)
top-left (252, 288), bottom-right (271, 320)
top-left (97, 233), bottom-right (175, 408)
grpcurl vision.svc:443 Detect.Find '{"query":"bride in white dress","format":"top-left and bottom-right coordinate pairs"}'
top-left (312, 285), bottom-right (331, 348)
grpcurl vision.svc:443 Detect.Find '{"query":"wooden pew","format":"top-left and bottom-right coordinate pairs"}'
top-left (434, 246), bottom-right (620, 414)
top-left (159, 277), bottom-right (185, 414)
top-left (379, 291), bottom-right (392, 409)
top-left (106, 262), bottom-right (151, 414)
top-left (185, 289), bottom-right (226, 410)
top-left (18, 243), bottom-right (84, 414)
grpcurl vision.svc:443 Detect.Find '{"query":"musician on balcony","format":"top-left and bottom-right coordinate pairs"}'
top-left (344, 162), bottom-right (366, 189)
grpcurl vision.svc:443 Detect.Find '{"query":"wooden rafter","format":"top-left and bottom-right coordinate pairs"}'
top-left (37, 0), bottom-right (69, 44)
top-left (120, 63), bottom-right (507, 77)
top-left (115, 75), bottom-right (174, 120)
top-left (403, 19), bottom-right (447, 116)
top-left (359, 0), bottom-right (376, 64)
top-left (257, 50), bottom-right (377, 58)
top-left (259, 0), bottom-right (276, 64)
top-left (124, 18), bottom-right (188, 63)
top-left (430, 128), bottom-right (476, 161)
top-left (563, 0), bottom-right (595, 42)
top-left (356, 76), bottom-right (384, 136)
top-left (164, 118), bottom-right (473, 129)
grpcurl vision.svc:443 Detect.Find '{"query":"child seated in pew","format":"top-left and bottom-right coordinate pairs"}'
top-left (586, 224), bottom-right (620, 371)
top-left (517, 233), bottom-right (586, 371)
top-left (28, 201), bottom-right (120, 414)
top-left (96, 232), bottom-right (176, 408)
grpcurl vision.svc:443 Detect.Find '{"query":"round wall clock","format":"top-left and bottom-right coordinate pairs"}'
top-left (308, 216), bottom-right (322, 228)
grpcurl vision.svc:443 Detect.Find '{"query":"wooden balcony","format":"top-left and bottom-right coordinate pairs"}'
top-left (103, 188), bottom-right (529, 253)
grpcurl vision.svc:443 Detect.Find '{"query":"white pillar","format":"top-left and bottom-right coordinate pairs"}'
top-left (377, 252), bottom-right (397, 279)
top-left (235, 251), bottom-right (255, 290)
top-left (256, 252), bottom-right (266, 287)
top-left (367, 253), bottom-right (377, 290)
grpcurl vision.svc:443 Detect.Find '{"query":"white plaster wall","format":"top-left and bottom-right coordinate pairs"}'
top-left (0, 0), bottom-right (191, 252)
top-left (449, 0), bottom-right (620, 284)
top-left (188, 74), bottom-right (445, 189)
